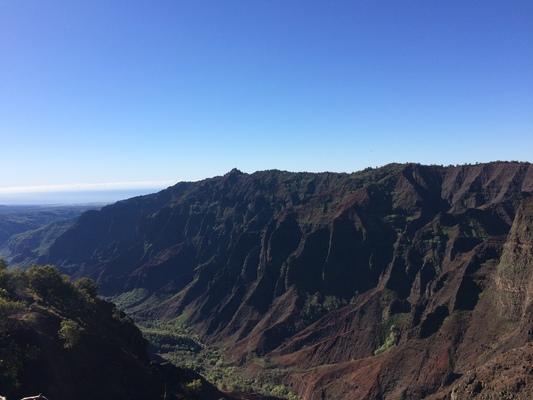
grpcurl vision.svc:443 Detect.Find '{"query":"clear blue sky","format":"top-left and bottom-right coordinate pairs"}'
top-left (0, 0), bottom-right (531, 202)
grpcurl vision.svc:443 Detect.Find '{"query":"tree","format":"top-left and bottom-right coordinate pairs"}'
top-left (58, 319), bottom-right (83, 349)
top-left (185, 378), bottom-right (203, 393)
top-left (27, 265), bottom-right (66, 300)
top-left (74, 277), bottom-right (98, 299)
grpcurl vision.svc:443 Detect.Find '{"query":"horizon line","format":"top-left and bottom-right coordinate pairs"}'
top-left (0, 180), bottom-right (176, 195)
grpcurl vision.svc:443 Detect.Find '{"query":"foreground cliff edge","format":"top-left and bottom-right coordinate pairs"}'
top-left (4, 162), bottom-right (532, 399)
top-left (0, 263), bottom-right (260, 400)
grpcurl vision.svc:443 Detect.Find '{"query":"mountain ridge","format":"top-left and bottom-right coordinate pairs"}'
top-left (34, 161), bottom-right (533, 399)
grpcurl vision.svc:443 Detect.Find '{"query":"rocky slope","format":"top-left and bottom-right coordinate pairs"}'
top-left (40, 162), bottom-right (533, 399)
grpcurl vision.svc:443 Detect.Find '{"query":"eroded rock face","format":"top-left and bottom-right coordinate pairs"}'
top-left (41, 162), bottom-right (533, 399)
top-left (495, 196), bottom-right (533, 321)
top-left (429, 342), bottom-right (533, 400)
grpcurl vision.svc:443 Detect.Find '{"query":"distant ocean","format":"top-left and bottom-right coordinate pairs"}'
top-left (0, 188), bottom-right (162, 206)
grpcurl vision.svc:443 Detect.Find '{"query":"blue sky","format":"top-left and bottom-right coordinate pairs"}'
top-left (0, 0), bottom-right (532, 202)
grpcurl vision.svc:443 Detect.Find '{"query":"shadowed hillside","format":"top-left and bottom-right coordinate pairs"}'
top-left (0, 262), bottom-right (240, 400)
top-left (0, 205), bottom-right (96, 266)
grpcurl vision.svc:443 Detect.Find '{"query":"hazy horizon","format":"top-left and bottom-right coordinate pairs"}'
top-left (0, 189), bottom-right (167, 206)
top-left (0, 179), bottom-right (174, 205)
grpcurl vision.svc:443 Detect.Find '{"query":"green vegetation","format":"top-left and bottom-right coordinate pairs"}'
top-left (137, 316), bottom-right (299, 399)
top-left (108, 288), bottom-right (169, 317)
top-left (27, 265), bottom-right (72, 300)
top-left (374, 312), bottom-right (410, 355)
top-left (0, 260), bottom-right (219, 399)
top-left (74, 277), bottom-right (98, 299)
top-left (0, 205), bottom-right (93, 266)
top-left (0, 296), bottom-right (25, 314)
top-left (0, 260), bottom-right (102, 393)
top-left (380, 288), bottom-right (396, 306)
top-left (464, 217), bottom-right (488, 239)
top-left (266, 384), bottom-right (299, 400)
top-left (185, 378), bottom-right (203, 393)
top-left (0, 265), bottom-right (39, 390)
top-left (374, 324), bottom-right (399, 355)
top-left (58, 319), bottom-right (83, 349)
top-left (142, 322), bottom-right (202, 353)
top-left (301, 292), bottom-right (346, 325)
top-left (110, 287), bottom-right (150, 310)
